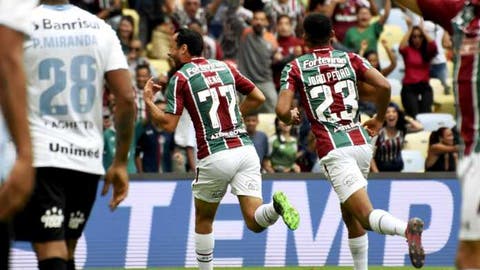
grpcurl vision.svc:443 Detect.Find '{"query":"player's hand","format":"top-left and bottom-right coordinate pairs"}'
top-left (102, 162), bottom-right (129, 211)
top-left (144, 77), bottom-right (163, 102)
top-left (289, 107), bottom-right (301, 125)
top-left (0, 157), bottom-right (34, 221)
top-left (362, 117), bottom-right (383, 137)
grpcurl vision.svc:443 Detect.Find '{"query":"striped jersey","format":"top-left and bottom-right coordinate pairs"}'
top-left (280, 46), bottom-right (372, 158)
top-left (419, 0), bottom-right (480, 156)
top-left (165, 57), bottom-right (254, 159)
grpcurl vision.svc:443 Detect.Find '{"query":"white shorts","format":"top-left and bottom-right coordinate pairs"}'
top-left (192, 145), bottom-right (262, 203)
top-left (320, 144), bottom-right (373, 203)
top-left (457, 152), bottom-right (480, 240)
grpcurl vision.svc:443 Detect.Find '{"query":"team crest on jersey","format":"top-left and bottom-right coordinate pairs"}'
top-left (69, 211), bottom-right (86, 230)
top-left (41, 206), bottom-right (65, 229)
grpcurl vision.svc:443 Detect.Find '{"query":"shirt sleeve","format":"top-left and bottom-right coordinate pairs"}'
top-left (280, 61), bottom-right (300, 93)
top-left (103, 22), bottom-right (129, 71)
top-left (348, 53), bottom-right (372, 81)
top-left (426, 40), bottom-right (438, 59)
top-left (227, 62), bottom-right (256, 95)
top-left (165, 74), bottom-right (186, 115)
top-left (373, 21), bottom-right (384, 38)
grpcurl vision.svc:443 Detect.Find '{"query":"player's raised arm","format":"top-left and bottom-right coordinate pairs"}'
top-left (0, 25), bottom-right (34, 220)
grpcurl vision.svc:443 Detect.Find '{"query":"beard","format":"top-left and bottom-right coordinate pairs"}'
top-left (252, 24), bottom-right (264, 35)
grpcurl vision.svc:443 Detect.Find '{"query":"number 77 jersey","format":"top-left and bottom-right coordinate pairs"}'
top-left (24, 4), bottom-right (128, 175)
top-left (280, 46), bottom-right (372, 159)
top-left (165, 57), bottom-right (254, 160)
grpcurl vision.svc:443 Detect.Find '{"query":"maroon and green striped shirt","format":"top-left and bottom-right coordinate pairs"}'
top-left (165, 57), bottom-right (254, 159)
top-left (280, 46), bottom-right (372, 158)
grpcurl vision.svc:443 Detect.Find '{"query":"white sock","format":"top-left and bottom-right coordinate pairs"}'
top-left (254, 202), bottom-right (280, 228)
top-left (368, 209), bottom-right (407, 237)
top-left (348, 234), bottom-right (368, 270)
top-left (195, 232), bottom-right (214, 270)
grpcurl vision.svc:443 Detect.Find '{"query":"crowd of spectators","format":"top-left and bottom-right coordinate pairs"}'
top-left (69, 0), bottom-right (457, 173)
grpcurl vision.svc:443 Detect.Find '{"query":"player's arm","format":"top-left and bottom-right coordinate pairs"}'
top-left (0, 26), bottom-right (34, 220)
top-left (102, 69), bottom-right (135, 210)
top-left (360, 68), bottom-right (391, 136)
top-left (144, 78), bottom-right (181, 133)
top-left (276, 62), bottom-right (301, 125)
top-left (239, 87), bottom-right (266, 116)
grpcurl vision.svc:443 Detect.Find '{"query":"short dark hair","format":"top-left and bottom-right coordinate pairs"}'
top-left (277, 14), bottom-right (292, 24)
top-left (135, 63), bottom-right (150, 73)
top-left (176, 28), bottom-right (203, 57)
top-left (303, 13), bottom-right (332, 46)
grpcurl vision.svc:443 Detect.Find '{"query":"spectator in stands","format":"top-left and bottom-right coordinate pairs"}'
top-left (127, 38), bottom-right (158, 80)
top-left (71, 0), bottom-right (123, 25)
top-left (213, 0), bottom-right (253, 60)
top-left (103, 108), bottom-right (112, 130)
top-left (135, 94), bottom-right (174, 173)
top-left (423, 21), bottom-right (452, 95)
top-left (296, 130), bottom-right (318, 172)
top-left (173, 111), bottom-right (197, 172)
top-left (188, 20), bottom-right (224, 60)
top-left (318, 0), bottom-right (378, 42)
top-left (244, 112), bottom-right (270, 172)
top-left (173, 0), bottom-right (208, 32)
top-left (238, 10), bottom-right (282, 113)
top-left (265, 118), bottom-right (300, 173)
top-left (135, 0), bottom-right (175, 46)
top-left (359, 39), bottom-right (397, 116)
top-left (273, 14), bottom-right (304, 90)
top-left (343, 0), bottom-right (391, 53)
top-left (399, 16), bottom-right (437, 118)
top-left (103, 101), bottom-right (142, 173)
top-left (264, 0), bottom-right (304, 35)
top-left (117, 15), bottom-right (136, 54)
top-left (133, 64), bottom-right (151, 122)
top-left (425, 127), bottom-right (458, 172)
top-left (371, 102), bottom-right (423, 172)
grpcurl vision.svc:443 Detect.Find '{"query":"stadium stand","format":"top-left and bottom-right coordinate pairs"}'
top-left (401, 149), bottom-right (425, 172)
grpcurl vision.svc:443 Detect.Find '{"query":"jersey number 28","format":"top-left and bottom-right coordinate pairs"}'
top-left (39, 55), bottom-right (97, 116)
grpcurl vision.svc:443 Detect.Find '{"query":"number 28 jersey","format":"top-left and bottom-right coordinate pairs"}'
top-left (281, 46), bottom-right (372, 159)
top-left (165, 57), bottom-right (254, 159)
top-left (24, 4), bottom-right (128, 175)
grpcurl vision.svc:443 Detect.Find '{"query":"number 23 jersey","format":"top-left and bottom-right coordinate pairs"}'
top-left (24, 4), bottom-right (128, 175)
top-left (281, 46), bottom-right (372, 159)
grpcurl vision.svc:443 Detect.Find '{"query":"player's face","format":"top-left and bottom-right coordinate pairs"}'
top-left (385, 106), bottom-right (398, 128)
top-left (277, 17), bottom-right (292, 38)
top-left (168, 34), bottom-right (182, 68)
top-left (244, 115), bottom-right (259, 133)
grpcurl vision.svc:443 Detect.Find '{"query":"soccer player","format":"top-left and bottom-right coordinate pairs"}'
top-left (143, 28), bottom-right (300, 270)
top-left (0, 1), bottom-right (38, 269)
top-left (395, 0), bottom-right (480, 268)
top-left (13, 1), bottom-right (136, 270)
top-left (277, 13), bottom-right (425, 269)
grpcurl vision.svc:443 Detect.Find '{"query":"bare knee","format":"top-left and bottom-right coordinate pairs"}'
top-left (456, 241), bottom-right (480, 269)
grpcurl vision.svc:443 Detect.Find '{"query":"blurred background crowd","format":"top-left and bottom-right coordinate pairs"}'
top-left (80, 0), bottom-right (459, 174)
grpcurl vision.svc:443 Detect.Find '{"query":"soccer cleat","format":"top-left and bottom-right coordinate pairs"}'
top-left (273, 191), bottom-right (300, 230)
top-left (405, 217), bottom-right (425, 268)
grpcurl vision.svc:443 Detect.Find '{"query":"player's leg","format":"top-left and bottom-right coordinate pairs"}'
top-left (340, 204), bottom-right (368, 270)
top-left (192, 153), bottom-right (230, 270)
top-left (14, 168), bottom-right (69, 270)
top-left (321, 145), bottom-right (424, 268)
top-left (456, 154), bottom-right (480, 269)
top-left (232, 145), bottom-right (299, 231)
top-left (64, 170), bottom-right (100, 270)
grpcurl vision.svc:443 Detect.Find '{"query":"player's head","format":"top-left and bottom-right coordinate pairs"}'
top-left (169, 28), bottom-right (204, 67)
top-left (303, 13), bottom-right (333, 47)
